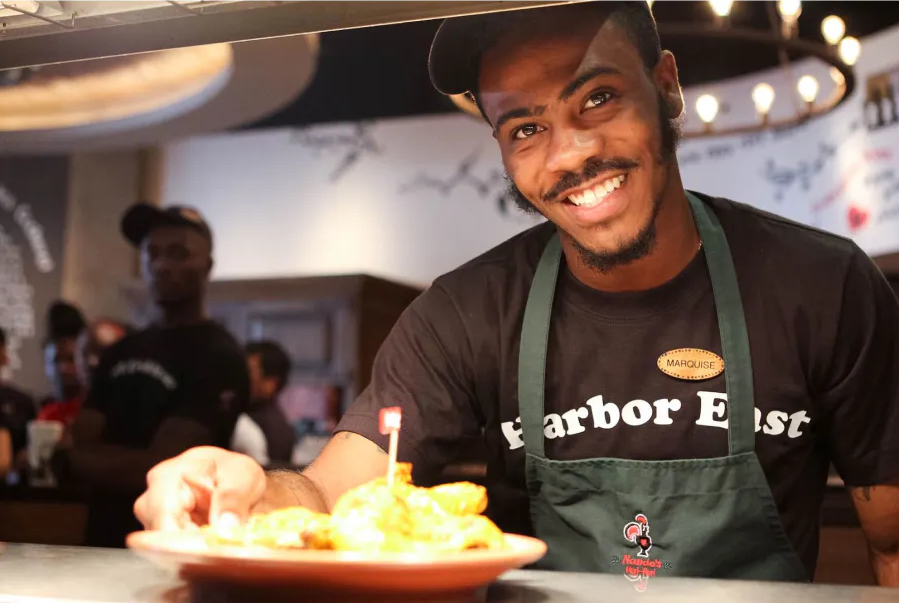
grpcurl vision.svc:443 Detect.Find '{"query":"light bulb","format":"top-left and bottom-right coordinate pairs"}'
top-left (821, 15), bottom-right (845, 45)
top-left (797, 75), bottom-right (819, 104)
top-left (708, 0), bottom-right (733, 17)
top-left (778, 0), bottom-right (801, 21)
top-left (830, 67), bottom-right (845, 86)
top-left (646, 0), bottom-right (653, 7)
top-left (695, 94), bottom-right (719, 124)
top-left (752, 83), bottom-right (775, 115)
top-left (839, 36), bottom-right (861, 66)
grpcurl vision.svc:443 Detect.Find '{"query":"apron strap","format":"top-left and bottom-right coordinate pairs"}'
top-left (518, 234), bottom-right (563, 458)
top-left (686, 192), bottom-right (755, 456)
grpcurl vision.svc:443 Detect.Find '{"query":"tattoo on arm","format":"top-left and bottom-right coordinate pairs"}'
top-left (337, 431), bottom-right (387, 454)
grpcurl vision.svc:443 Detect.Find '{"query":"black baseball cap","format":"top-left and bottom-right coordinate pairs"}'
top-left (121, 202), bottom-right (213, 249)
top-left (428, 2), bottom-right (645, 97)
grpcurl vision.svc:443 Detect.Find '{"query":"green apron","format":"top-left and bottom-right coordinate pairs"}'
top-left (518, 192), bottom-right (809, 582)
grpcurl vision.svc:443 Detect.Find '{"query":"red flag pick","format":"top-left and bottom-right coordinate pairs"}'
top-left (379, 407), bottom-right (402, 487)
top-left (379, 407), bottom-right (402, 435)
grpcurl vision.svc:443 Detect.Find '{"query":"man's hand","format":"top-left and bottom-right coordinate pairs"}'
top-left (134, 447), bottom-right (292, 531)
top-left (135, 432), bottom-right (388, 532)
top-left (850, 483), bottom-right (899, 586)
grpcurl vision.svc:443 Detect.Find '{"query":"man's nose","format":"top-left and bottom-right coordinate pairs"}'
top-left (151, 256), bottom-right (173, 276)
top-left (544, 126), bottom-right (604, 175)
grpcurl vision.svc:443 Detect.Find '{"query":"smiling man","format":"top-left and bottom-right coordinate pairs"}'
top-left (134, 2), bottom-right (899, 585)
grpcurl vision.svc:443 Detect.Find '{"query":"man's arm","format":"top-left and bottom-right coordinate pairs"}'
top-left (818, 244), bottom-right (899, 586)
top-left (251, 432), bottom-right (387, 514)
top-left (72, 409), bottom-right (214, 492)
top-left (851, 484), bottom-right (899, 585)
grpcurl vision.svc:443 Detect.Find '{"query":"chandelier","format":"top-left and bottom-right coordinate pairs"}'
top-left (449, 0), bottom-right (860, 139)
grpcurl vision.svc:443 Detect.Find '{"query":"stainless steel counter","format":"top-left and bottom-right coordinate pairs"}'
top-left (0, 543), bottom-right (892, 603)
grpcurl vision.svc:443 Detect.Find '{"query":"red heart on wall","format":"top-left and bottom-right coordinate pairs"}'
top-left (847, 206), bottom-right (870, 231)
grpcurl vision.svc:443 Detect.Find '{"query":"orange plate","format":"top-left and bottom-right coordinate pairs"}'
top-left (127, 531), bottom-right (547, 595)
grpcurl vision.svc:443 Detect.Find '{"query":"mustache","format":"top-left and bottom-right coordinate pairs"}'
top-left (542, 157), bottom-right (640, 203)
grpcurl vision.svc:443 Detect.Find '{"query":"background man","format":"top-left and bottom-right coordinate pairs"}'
top-left (73, 203), bottom-right (249, 547)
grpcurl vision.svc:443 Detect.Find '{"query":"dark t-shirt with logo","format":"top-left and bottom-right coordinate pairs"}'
top-left (82, 320), bottom-right (249, 546)
top-left (337, 194), bottom-right (899, 579)
top-left (86, 321), bottom-right (248, 450)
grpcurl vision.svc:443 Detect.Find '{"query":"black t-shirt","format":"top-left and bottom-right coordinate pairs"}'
top-left (337, 194), bottom-right (899, 579)
top-left (86, 321), bottom-right (249, 451)
top-left (0, 385), bottom-right (36, 455)
top-left (82, 320), bottom-right (249, 547)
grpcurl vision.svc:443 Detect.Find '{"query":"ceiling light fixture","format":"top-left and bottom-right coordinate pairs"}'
top-left (751, 83), bottom-right (775, 123)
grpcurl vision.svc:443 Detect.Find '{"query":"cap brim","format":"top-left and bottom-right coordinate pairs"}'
top-left (121, 203), bottom-right (195, 247)
top-left (429, 3), bottom-right (632, 97)
top-left (428, 15), bottom-right (487, 96)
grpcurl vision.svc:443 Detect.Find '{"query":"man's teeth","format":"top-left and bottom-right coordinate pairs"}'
top-left (568, 174), bottom-right (626, 207)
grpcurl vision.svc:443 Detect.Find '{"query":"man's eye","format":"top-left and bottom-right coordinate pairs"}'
top-left (583, 91), bottom-right (614, 110)
top-left (512, 124), bottom-right (544, 140)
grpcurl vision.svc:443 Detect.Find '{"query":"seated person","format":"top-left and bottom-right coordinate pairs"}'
top-left (0, 328), bottom-right (36, 481)
top-left (36, 301), bottom-right (87, 428)
top-left (231, 340), bottom-right (296, 467)
top-left (36, 334), bottom-right (85, 428)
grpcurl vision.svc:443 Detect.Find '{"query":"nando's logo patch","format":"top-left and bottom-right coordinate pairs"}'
top-left (657, 348), bottom-right (724, 381)
top-left (623, 514), bottom-right (653, 558)
top-left (612, 513), bottom-right (672, 591)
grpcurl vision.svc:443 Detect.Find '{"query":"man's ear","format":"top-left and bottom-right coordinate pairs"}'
top-left (655, 50), bottom-right (684, 119)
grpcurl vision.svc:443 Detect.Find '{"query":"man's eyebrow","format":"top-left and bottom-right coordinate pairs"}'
top-left (559, 66), bottom-right (622, 102)
top-left (494, 105), bottom-right (545, 131)
top-left (491, 66), bottom-right (623, 131)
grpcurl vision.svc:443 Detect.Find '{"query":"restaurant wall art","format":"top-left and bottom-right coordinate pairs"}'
top-left (162, 22), bottom-right (899, 284)
top-left (0, 157), bottom-right (69, 393)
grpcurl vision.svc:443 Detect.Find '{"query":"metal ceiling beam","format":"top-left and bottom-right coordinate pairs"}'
top-left (0, 1), bottom-right (582, 70)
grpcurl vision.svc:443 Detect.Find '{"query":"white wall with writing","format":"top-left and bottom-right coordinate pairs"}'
top-left (162, 23), bottom-right (899, 286)
top-left (0, 157), bottom-right (69, 394)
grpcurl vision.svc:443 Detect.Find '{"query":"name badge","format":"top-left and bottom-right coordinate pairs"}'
top-left (657, 348), bottom-right (724, 381)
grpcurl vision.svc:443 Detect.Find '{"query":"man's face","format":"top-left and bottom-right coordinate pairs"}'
top-left (140, 225), bottom-right (212, 305)
top-left (44, 337), bottom-right (81, 398)
top-left (247, 353), bottom-right (277, 404)
top-left (479, 10), bottom-right (683, 270)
